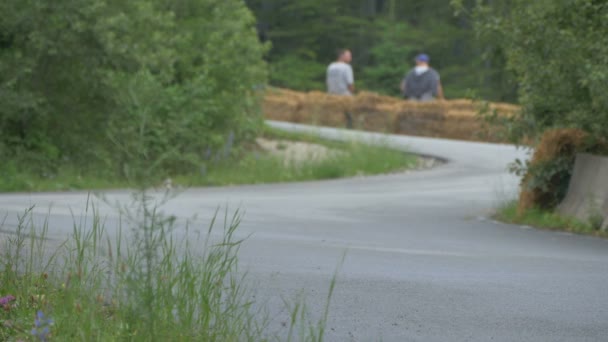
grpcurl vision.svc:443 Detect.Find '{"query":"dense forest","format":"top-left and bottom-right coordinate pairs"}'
top-left (244, 0), bottom-right (516, 101)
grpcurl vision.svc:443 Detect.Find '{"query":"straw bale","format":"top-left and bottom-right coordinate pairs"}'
top-left (354, 91), bottom-right (401, 109)
top-left (262, 97), bottom-right (299, 121)
top-left (446, 121), bottom-right (481, 138)
top-left (262, 88), bottom-right (517, 142)
top-left (297, 91), bottom-right (354, 127)
top-left (263, 88), bottom-right (305, 122)
top-left (351, 110), bottom-right (393, 132)
top-left (265, 87), bottom-right (305, 102)
top-left (445, 99), bottom-right (475, 111)
top-left (531, 129), bottom-right (588, 163)
top-left (394, 109), bottom-right (445, 137)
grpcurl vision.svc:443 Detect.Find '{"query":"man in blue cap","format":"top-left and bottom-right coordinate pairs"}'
top-left (400, 53), bottom-right (444, 102)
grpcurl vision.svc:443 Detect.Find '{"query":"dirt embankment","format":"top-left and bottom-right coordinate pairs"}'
top-left (263, 88), bottom-right (519, 143)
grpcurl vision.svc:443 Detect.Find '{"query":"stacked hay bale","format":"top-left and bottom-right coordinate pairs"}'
top-left (301, 91), bottom-right (354, 127)
top-left (442, 100), bottom-right (518, 142)
top-left (390, 101), bottom-right (447, 138)
top-left (263, 88), bottom-right (305, 122)
top-left (442, 100), bottom-right (479, 139)
top-left (262, 88), bottom-right (518, 142)
top-left (352, 92), bottom-right (398, 132)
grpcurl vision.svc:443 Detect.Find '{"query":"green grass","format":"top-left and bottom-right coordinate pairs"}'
top-left (496, 201), bottom-right (607, 238)
top-left (0, 126), bottom-right (417, 192)
top-left (178, 129), bottom-right (415, 187)
top-left (0, 169), bottom-right (132, 192)
top-left (0, 194), bottom-right (336, 341)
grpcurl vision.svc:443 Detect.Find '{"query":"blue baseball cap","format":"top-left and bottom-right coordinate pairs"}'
top-left (415, 54), bottom-right (430, 62)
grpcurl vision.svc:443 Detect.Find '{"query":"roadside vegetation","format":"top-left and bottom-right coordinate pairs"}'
top-left (496, 201), bottom-right (607, 238)
top-left (182, 127), bottom-right (416, 187)
top-left (0, 0), bottom-right (417, 194)
top-left (0, 126), bottom-right (416, 192)
top-left (0, 198), bottom-right (337, 341)
top-left (1, 0), bottom-right (267, 193)
top-left (455, 0), bottom-right (608, 235)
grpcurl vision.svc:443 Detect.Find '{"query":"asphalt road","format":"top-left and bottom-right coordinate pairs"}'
top-left (1, 121), bottom-right (608, 341)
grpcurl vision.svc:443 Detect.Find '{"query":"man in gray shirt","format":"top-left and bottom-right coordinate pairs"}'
top-left (400, 54), bottom-right (444, 102)
top-left (327, 49), bottom-right (355, 96)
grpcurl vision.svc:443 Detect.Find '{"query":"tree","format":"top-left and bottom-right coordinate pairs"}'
top-left (245, 0), bottom-right (513, 100)
top-left (245, 0), bottom-right (370, 91)
top-left (0, 0), bottom-right (267, 179)
top-left (460, 0), bottom-right (608, 141)
top-left (454, 0), bottom-right (608, 211)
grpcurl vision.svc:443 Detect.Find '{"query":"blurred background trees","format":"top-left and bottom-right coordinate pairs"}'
top-left (459, 0), bottom-right (608, 141)
top-left (454, 0), bottom-right (608, 212)
top-left (245, 0), bottom-right (517, 101)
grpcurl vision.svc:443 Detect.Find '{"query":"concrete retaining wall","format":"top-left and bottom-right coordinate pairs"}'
top-left (557, 153), bottom-right (608, 230)
top-left (263, 88), bottom-right (518, 143)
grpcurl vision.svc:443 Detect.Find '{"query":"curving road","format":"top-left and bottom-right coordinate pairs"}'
top-left (1, 121), bottom-right (608, 341)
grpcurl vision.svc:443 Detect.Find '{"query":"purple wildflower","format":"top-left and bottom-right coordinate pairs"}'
top-left (31, 311), bottom-right (53, 341)
top-left (0, 295), bottom-right (15, 306)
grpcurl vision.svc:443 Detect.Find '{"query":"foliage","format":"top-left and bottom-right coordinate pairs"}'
top-left (0, 0), bottom-right (267, 183)
top-left (513, 156), bottom-right (574, 210)
top-left (269, 54), bottom-right (326, 92)
top-left (456, 0), bottom-right (608, 216)
top-left (188, 135), bottom-right (416, 187)
top-left (246, 0), bottom-right (369, 62)
top-left (515, 129), bottom-right (608, 211)
top-left (245, 0), bottom-right (514, 101)
top-left (0, 198), bottom-right (339, 340)
top-left (360, 21), bottom-right (418, 97)
top-left (460, 0), bottom-right (608, 142)
top-left (0, 125), bottom-right (417, 192)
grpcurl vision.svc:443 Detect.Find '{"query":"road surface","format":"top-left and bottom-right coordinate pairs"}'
top-left (1, 121), bottom-right (607, 341)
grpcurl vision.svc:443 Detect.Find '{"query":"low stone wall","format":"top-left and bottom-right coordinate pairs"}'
top-left (557, 153), bottom-right (608, 230)
top-left (263, 88), bottom-right (519, 143)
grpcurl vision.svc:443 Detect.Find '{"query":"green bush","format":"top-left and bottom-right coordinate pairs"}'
top-left (0, 0), bottom-right (267, 183)
top-left (514, 128), bottom-right (608, 212)
top-left (464, 0), bottom-right (608, 142)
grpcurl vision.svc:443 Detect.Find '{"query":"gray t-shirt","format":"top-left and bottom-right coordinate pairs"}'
top-left (403, 68), bottom-right (440, 99)
top-left (326, 62), bottom-right (354, 96)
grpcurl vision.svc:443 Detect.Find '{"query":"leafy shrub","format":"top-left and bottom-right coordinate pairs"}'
top-left (466, 0), bottom-right (608, 142)
top-left (516, 128), bottom-right (608, 213)
top-left (460, 0), bottom-right (608, 215)
top-left (0, 0), bottom-right (267, 183)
